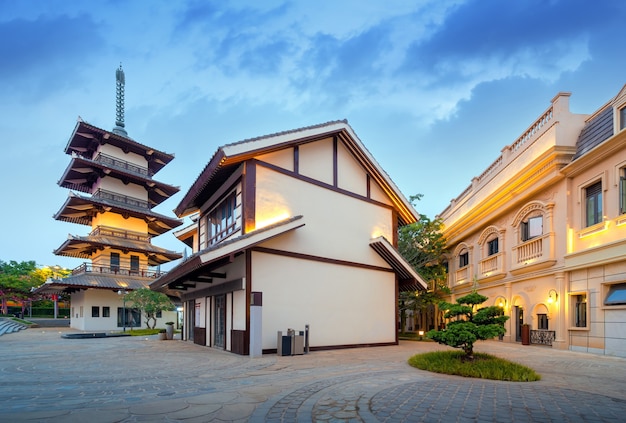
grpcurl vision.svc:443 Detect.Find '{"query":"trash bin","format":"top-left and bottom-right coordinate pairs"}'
top-left (293, 331), bottom-right (304, 355)
top-left (277, 331), bottom-right (292, 356)
top-left (521, 324), bottom-right (530, 345)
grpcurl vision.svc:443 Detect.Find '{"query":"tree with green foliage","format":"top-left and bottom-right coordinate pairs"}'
top-left (0, 260), bottom-right (45, 315)
top-left (427, 292), bottom-right (509, 359)
top-left (123, 288), bottom-right (175, 329)
top-left (397, 195), bottom-right (450, 332)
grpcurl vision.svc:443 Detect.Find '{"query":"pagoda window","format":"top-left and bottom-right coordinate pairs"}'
top-left (130, 255), bottom-right (139, 274)
top-left (110, 252), bottom-right (120, 273)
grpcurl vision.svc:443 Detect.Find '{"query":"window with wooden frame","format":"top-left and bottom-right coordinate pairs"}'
top-left (585, 181), bottom-right (603, 227)
top-left (207, 191), bottom-right (239, 246)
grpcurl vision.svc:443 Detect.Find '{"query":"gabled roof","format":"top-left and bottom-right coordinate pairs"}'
top-left (66, 120), bottom-right (174, 175)
top-left (53, 192), bottom-right (183, 236)
top-left (174, 120), bottom-right (418, 225)
top-left (54, 234), bottom-right (182, 266)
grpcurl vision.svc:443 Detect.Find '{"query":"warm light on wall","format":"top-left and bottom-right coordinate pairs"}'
top-left (495, 296), bottom-right (507, 308)
top-left (255, 212), bottom-right (291, 230)
top-left (547, 289), bottom-right (558, 304)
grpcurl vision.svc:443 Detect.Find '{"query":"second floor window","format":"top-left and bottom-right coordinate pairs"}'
top-left (619, 168), bottom-right (626, 214)
top-left (620, 106), bottom-right (626, 131)
top-left (459, 251), bottom-right (469, 268)
top-left (208, 192), bottom-right (238, 245)
top-left (521, 216), bottom-right (542, 241)
top-left (487, 237), bottom-right (499, 256)
top-left (130, 255), bottom-right (139, 272)
top-left (110, 252), bottom-right (120, 272)
top-left (585, 181), bottom-right (602, 227)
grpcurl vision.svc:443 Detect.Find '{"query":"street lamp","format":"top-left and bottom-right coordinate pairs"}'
top-left (117, 289), bottom-right (127, 331)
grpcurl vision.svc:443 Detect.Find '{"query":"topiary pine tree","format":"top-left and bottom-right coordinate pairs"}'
top-left (427, 292), bottom-right (509, 359)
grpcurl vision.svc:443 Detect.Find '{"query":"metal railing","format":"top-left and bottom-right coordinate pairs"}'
top-left (93, 152), bottom-right (153, 177)
top-left (90, 226), bottom-right (151, 242)
top-left (530, 330), bottom-right (555, 346)
top-left (93, 188), bottom-right (149, 210)
top-left (70, 262), bottom-right (164, 279)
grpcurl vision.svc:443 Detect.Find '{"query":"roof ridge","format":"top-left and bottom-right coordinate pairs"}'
top-left (223, 119), bottom-right (349, 149)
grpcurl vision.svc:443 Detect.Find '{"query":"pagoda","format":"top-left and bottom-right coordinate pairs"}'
top-left (38, 66), bottom-right (183, 331)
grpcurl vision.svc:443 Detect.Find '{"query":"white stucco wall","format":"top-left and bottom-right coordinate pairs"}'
top-left (256, 166), bottom-right (393, 267)
top-left (252, 251), bottom-right (396, 350)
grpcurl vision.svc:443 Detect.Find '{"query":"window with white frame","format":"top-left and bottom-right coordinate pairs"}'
top-left (585, 181), bottom-right (603, 227)
top-left (620, 106), bottom-right (626, 131)
top-left (521, 215), bottom-right (542, 242)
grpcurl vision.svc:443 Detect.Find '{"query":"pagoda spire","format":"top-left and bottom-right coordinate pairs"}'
top-left (112, 64), bottom-right (128, 137)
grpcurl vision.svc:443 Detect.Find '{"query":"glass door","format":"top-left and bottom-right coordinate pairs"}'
top-left (214, 295), bottom-right (226, 349)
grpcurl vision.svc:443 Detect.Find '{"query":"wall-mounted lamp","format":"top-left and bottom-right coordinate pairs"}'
top-left (495, 296), bottom-right (507, 308)
top-left (547, 289), bottom-right (558, 304)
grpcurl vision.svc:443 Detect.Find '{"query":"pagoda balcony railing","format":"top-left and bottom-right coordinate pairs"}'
top-left (71, 262), bottom-right (165, 279)
top-left (90, 225), bottom-right (151, 242)
top-left (93, 188), bottom-right (150, 210)
top-left (93, 152), bottom-right (153, 177)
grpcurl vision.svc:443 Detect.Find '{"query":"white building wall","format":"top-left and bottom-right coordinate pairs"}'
top-left (252, 251), bottom-right (396, 350)
top-left (256, 166), bottom-right (393, 267)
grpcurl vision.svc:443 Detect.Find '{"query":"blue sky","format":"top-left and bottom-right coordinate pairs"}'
top-left (1, 0), bottom-right (625, 270)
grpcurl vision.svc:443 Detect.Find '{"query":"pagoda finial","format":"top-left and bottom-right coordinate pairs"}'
top-left (112, 63), bottom-right (128, 137)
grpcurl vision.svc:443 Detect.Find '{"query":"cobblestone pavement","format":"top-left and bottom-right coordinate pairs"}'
top-left (1, 328), bottom-right (626, 422)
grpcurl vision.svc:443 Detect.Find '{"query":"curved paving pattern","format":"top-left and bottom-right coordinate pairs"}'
top-left (1, 328), bottom-right (626, 422)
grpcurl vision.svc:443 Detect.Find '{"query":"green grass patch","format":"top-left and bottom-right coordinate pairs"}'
top-left (408, 350), bottom-right (541, 382)
top-left (122, 328), bottom-right (163, 336)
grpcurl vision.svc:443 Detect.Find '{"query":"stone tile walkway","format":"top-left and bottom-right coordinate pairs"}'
top-left (1, 328), bottom-right (625, 422)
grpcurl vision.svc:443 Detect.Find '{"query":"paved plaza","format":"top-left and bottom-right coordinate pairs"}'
top-left (1, 328), bottom-right (626, 422)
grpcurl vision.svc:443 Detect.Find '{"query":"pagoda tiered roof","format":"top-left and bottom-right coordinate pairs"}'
top-left (54, 192), bottom-right (183, 236)
top-left (65, 120), bottom-right (174, 175)
top-left (54, 233), bottom-right (182, 266)
top-left (57, 155), bottom-right (180, 207)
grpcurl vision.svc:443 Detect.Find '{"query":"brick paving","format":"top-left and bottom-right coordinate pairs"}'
top-left (0, 328), bottom-right (625, 422)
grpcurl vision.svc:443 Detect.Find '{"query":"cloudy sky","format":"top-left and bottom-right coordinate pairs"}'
top-left (1, 0), bottom-right (625, 270)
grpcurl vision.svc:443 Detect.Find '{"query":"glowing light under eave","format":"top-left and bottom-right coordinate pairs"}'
top-left (255, 212), bottom-right (291, 230)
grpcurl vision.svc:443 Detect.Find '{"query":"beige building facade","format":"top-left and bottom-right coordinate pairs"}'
top-left (151, 120), bottom-right (427, 355)
top-left (440, 85), bottom-right (626, 357)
